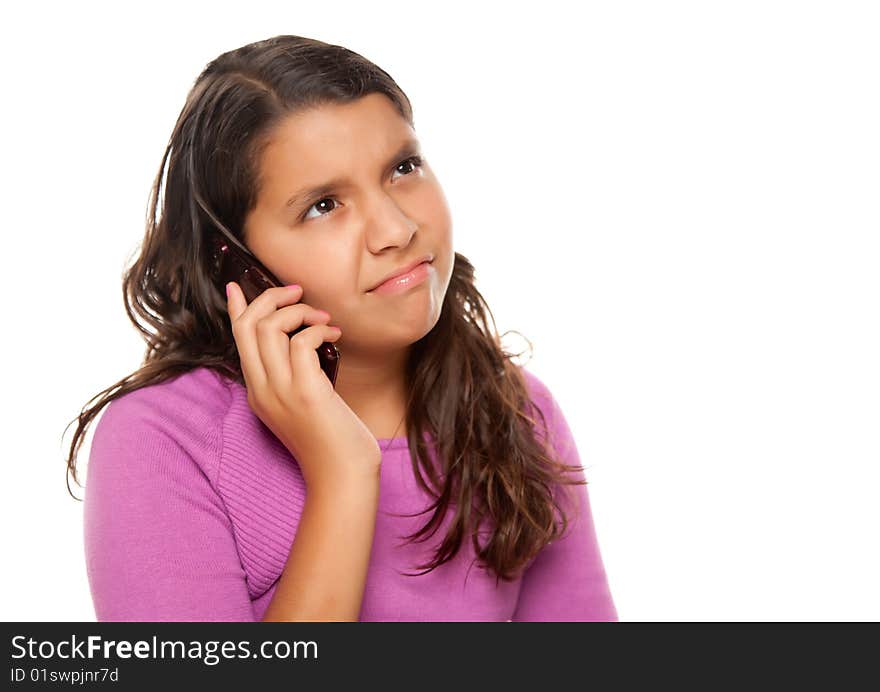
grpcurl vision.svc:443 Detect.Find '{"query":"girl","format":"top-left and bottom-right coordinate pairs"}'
top-left (65, 34), bottom-right (618, 622)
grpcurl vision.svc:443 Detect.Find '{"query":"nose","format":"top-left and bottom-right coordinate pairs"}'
top-left (364, 192), bottom-right (418, 253)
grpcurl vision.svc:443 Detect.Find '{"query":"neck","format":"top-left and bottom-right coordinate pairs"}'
top-left (332, 345), bottom-right (410, 440)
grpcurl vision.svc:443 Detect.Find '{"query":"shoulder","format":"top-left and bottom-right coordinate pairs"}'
top-left (102, 365), bottom-right (233, 418)
top-left (515, 365), bottom-right (574, 452)
top-left (517, 365), bottom-right (561, 421)
top-left (90, 366), bottom-right (235, 483)
top-left (97, 366), bottom-right (233, 434)
top-left (518, 365), bottom-right (554, 404)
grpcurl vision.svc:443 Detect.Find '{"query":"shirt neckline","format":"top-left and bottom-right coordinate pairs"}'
top-left (376, 436), bottom-right (408, 451)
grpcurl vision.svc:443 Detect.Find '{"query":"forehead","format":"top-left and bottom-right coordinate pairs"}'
top-left (259, 93), bottom-right (414, 180)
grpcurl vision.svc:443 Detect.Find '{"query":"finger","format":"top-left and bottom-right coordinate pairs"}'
top-left (246, 283), bottom-right (306, 317)
top-left (225, 281), bottom-right (248, 321)
top-left (225, 281), bottom-right (268, 393)
top-left (288, 323), bottom-right (343, 382)
top-left (256, 303), bottom-right (332, 396)
top-left (226, 283), bottom-right (304, 395)
top-left (230, 283), bottom-right (306, 327)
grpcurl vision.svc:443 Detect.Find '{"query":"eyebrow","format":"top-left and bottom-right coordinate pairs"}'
top-left (284, 137), bottom-right (422, 210)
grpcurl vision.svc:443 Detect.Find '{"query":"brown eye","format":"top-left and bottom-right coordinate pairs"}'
top-left (302, 197), bottom-right (340, 221)
top-left (392, 155), bottom-right (424, 180)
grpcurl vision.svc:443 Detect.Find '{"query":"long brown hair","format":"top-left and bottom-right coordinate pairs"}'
top-left (63, 34), bottom-right (588, 585)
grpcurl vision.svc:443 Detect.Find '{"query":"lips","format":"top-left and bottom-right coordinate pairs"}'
top-left (367, 255), bottom-right (434, 292)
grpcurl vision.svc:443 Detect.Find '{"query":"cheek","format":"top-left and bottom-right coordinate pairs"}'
top-left (286, 247), bottom-right (359, 309)
top-left (429, 195), bottom-right (454, 261)
top-left (426, 185), bottom-right (453, 229)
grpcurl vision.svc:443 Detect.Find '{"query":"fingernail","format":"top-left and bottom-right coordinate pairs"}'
top-left (286, 284), bottom-right (301, 291)
top-left (225, 282), bottom-right (232, 297)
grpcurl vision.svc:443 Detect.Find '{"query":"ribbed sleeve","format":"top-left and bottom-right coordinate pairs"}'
top-left (216, 383), bottom-right (308, 599)
top-left (512, 370), bottom-right (619, 621)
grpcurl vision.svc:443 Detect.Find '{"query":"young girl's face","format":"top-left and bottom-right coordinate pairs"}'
top-left (243, 92), bottom-right (454, 354)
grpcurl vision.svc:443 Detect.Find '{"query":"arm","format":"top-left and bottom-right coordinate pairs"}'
top-left (83, 399), bottom-right (255, 622)
top-left (511, 378), bottom-right (618, 622)
top-left (260, 476), bottom-right (380, 622)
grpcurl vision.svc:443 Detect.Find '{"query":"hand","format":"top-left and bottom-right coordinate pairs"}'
top-left (225, 282), bottom-right (382, 490)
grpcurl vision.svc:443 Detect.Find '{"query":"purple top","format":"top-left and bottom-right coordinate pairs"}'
top-left (83, 365), bottom-right (617, 621)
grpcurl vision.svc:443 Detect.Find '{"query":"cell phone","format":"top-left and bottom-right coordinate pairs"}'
top-left (209, 233), bottom-right (340, 388)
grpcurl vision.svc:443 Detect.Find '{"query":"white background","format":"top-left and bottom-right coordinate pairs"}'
top-left (2, 1), bottom-right (877, 621)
